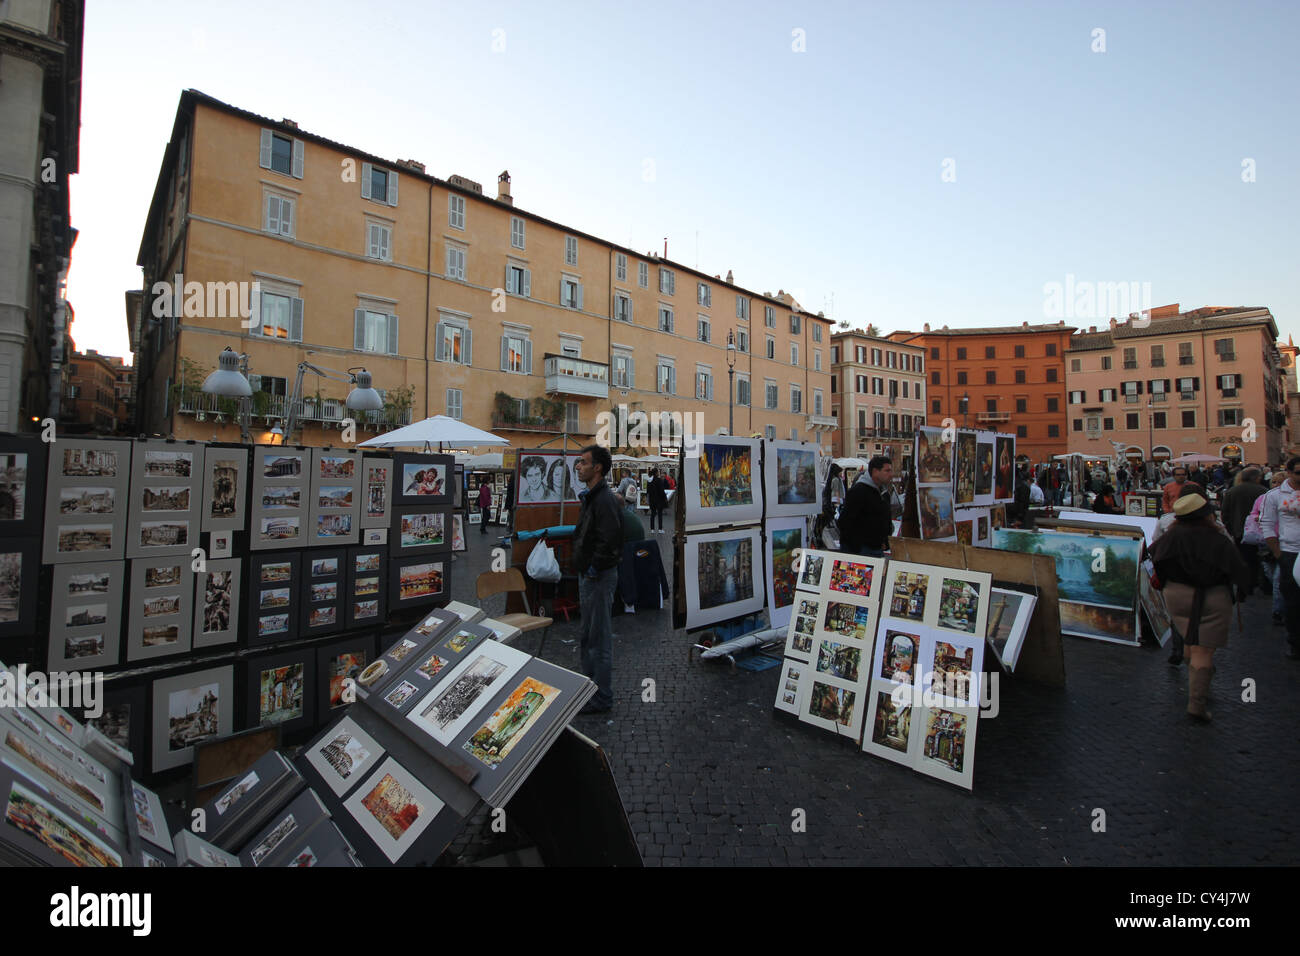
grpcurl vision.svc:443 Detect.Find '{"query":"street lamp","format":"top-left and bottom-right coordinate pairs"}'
top-left (726, 330), bottom-right (737, 437)
top-left (201, 347), bottom-right (253, 443)
top-left (959, 392), bottom-right (969, 428)
top-left (1147, 397), bottom-right (1154, 489)
top-left (282, 360), bottom-right (385, 444)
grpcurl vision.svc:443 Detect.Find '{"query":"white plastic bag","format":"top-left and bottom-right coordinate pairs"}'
top-left (526, 539), bottom-right (562, 583)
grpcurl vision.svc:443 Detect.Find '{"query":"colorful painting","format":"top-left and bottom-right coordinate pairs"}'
top-left (328, 652), bottom-right (367, 708)
top-left (880, 628), bottom-right (919, 684)
top-left (922, 708), bottom-right (968, 773)
top-left (994, 435), bottom-right (1015, 500)
top-left (955, 432), bottom-right (976, 504)
top-left (698, 443), bottom-right (753, 508)
top-left (918, 487), bottom-right (955, 539)
top-left (889, 571), bottom-right (928, 620)
top-left (821, 601), bottom-right (872, 642)
top-left (769, 526), bottom-right (801, 611)
top-left (870, 692), bottom-right (912, 754)
top-left (775, 447), bottom-right (817, 504)
top-left (5, 781), bottom-right (121, 867)
top-left (259, 663), bottom-right (304, 725)
top-left (815, 640), bottom-right (861, 682)
top-left (360, 772), bottom-right (423, 840)
top-left (975, 439), bottom-right (994, 497)
top-left (400, 463), bottom-right (447, 497)
top-left (807, 681), bottom-right (856, 728)
top-left (697, 537), bottom-right (754, 609)
top-left (828, 559), bottom-right (873, 597)
top-left (937, 578), bottom-right (981, 634)
top-left (916, 427), bottom-right (953, 485)
top-left (463, 676), bottom-right (561, 769)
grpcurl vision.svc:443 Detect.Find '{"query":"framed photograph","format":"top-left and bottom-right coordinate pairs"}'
top-left (363, 526), bottom-right (387, 545)
top-left (342, 756), bottom-right (446, 863)
top-left (389, 555), bottom-right (449, 611)
top-left (151, 665), bottom-right (235, 773)
top-left (512, 450), bottom-right (579, 506)
top-left (245, 649), bottom-right (316, 736)
top-left (317, 634), bottom-right (377, 716)
top-left (915, 427), bottom-right (953, 487)
top-left (304, 715), bottom-right (385, 798)
top-left (77, 680), bottom-right (147, 777)
top-left (126, 440), bottom-right (206, 559)
top-left (247, 552), bottom-right (302, 646)
top-left (994, 434), bottom-right (1016, 502)
top-left (1125, 495), bottom-right (1146, 516)
top-left (392, 453), bottom-right (455, 506)
top-left (361, 455), bottom-right (392, 528)
top-left (249, 446), bottom-right (309, 551)
top-left (763, 441), bottom-right (821, 518)
top-left (784, 595), bottom-right (820, 663)
top-left (392, 505), bottom-right (452, 556)
top-left (405, 639), bottom-right (530, 747)
top-left (0, 536), bottom-right (41, 641)
top-left (125, 558), bottom-right (195, 663)
top-left (986, 587), bottom-right (1037, 671)
top-left (773, 659), bottom-right (806, 715)
top-left (45, 560), bottom-right (124, 671)
top-left (201, 445), bottom-right (249, 533)
top-left (300, 547), bottom-right (345, 637)
top-left (43, 437), bottom-right (131, 564)
top-left (209, 530), bottom-right (233, 559)
top-left (451, 513), bottom-right (466, 552)
top-left (683, 526), bottom-right (765, 628)
top-left (764, 517), bottom-right (805, 630)
top-left (682, 436), bottom-right (763, 529)
top-left (0, 433), bottom-right (47, 537)
top-left (309, 448), bottom-right (361, 546)
top-left (194, 558), bottom-right (241, 649)
top-left (345, 545), bottom-right (387, 629)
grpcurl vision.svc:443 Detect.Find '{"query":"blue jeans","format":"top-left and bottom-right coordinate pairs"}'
top-left (1274, 562), bottom-right (1285, 617)
top-left (579, 567), bottom-right (619, 707)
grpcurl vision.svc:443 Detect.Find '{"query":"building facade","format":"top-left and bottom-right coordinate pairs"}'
top-left (829, 329), bottom-right (926, 469)
top-left (0, 0), bottom-right (83, 431)
top-left (133, 91), bottom-right (836, 457)
top-left (889, 323), bottom-right (1075, 464)
top-left (64, 348), bottom-right (118, 433)
top-left (1064, 305), bottom-right (1284, 466)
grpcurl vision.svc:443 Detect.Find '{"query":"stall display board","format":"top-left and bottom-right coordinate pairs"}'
top-left (126, 440), bottom-right (207, 559)
top-left (309, 448), bottom-right (361, 546)
top-left (43, 437), bottom-right (132, 564)
top-left (249, 446), bottom-right (312, 551)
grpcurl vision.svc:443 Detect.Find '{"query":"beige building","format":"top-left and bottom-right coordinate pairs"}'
top-left (1064, 305), bottom-right (1284, 466)
top-left (133, 91), bottom-right (835, 457)
top-left (829, 329), bottom-right (926, 469)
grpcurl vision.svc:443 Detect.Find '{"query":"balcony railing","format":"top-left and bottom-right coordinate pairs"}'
top-left (976, 411), bottom-right (1011, 423)
top-left (1151, 359), bottom-right (1165, 367)
top-left (1123, 361), bottom-right (1138, 369)
top-left (176, 389), bottom-right (412, 429)
top-left (1179, 356), bottom-right (1195, 365)
top-left (543, 354), bottom-right (609, 399)
top-left (490, 413), bottom-right (594, 436)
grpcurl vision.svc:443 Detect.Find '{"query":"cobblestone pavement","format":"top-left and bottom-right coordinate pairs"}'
top-left (454, 531), bottom-right (1300, 866)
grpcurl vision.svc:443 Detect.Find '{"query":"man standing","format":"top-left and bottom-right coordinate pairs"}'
top-left (1162, 466), bottom-right (1189, 514)
top-left (647, 468), bottom-right (668, 533)
top-left (572, 444), bottom-right (624, 712)
top-left (838, 456), bottom-right (894, 557)
top-left (1222, 467), bottom-right (1267, 592)
top-left (617, 470), bottom-right (640, 511)
top-left (477, 479), bottom-right (492, 534)
top-left (1260, 456), bottom-right (1300, 660)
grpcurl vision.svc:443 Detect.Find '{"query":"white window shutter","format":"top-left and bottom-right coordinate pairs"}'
top-left (505, 267), bottom-right (517, 295)
top-left (249, 286), bottom-right (261, 334)
top-left (280, 199), bottom-right (293, 236)
top-left (707, 377), bottom-right (714, 401)
top-left (292, 138), bottom-right (304, 179)
top-left (354, 309), bottom-right (366, 351)
top-left (290, 297), bottom-right (304, 342)
top-left (500, 336), bottom-right (509, 371)
top-left (577, 284), bottom-right (584, 311)
top-left (264, 195), bottom-right (279, 232)
top-left (627, 299), bottom-right (634, 323)
top-left (381, 228), bottom-right (390, 261)
top-left (522, 269), bottom-right (531, 297)
top-left (259, 129), bottom-right (272, 169)
top-left (361, 163), bottom-right (373, 199)
top-left (670, 367), bottom-right (676, 394)
top-left (387, 314), bottom-right (399, 355)
top-left (627, 356), bottom-right (635, 387)
top-left (435, 322), bottom-right (447, 362)
top-left (387, 171), bottom-right (399, 206)
top-left (465, 328), bottom-right (473, 366)
top-left (524, 339), bottom-right (533, 374)
top-left (559, 279), bottom-right (567, 306)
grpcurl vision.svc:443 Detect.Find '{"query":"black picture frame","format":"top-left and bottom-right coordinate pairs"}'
top-left (316, 633), bottom-right (377, 717)
top-left (0, 536), bottom-right (40, 640)
top-left (247, 551), bottom-right (302, 646)
top-left (300, 547), bottom-right (345, 637)
top-left (391, 504), bottom-right (452, 557)
top-left (388, 554), bottom-right (449, 612)
top-left (346, 544), bottom-right (387, 629)
top-left (245, 647), bottom-right (317, 737)
top-left (391, 453), bottom-right (454, 506)
top-left (0, 433), bottom-right (47, 537)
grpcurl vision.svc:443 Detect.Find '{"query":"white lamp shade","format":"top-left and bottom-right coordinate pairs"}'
top-left (346, 369), bottom-right (384, 411)
top-left (201, 349), bottom-right (253, 397)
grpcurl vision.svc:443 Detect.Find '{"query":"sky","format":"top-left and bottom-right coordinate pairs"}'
top-left (68, 0), bottom-right (1300, 361)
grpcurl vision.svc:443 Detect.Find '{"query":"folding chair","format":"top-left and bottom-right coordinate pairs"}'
top-left (475, 568), bottom-right (554, 657)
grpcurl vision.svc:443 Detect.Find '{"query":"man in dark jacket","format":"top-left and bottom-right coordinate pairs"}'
top-left (647, 468), bottom-right (668, 533)
top-left (838, 456), bottom-right (894, 556)
top-left (572, 444), bottom-right (623, 713)
top-left (1221, 466), bottom-right (1267, 593)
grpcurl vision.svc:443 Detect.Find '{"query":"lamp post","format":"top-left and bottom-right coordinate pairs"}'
top-left (1147, 397), bottom-right (1154, 489)
top-left (726, 330), bottom-right (737, 436)
top-left (201, 347), bottom-right (254, 443)
top-left (959, 392), bottom-right (969, 428)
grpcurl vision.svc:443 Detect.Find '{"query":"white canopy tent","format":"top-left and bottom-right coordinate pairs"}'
top-left (357, 415), bottom-right (510, 451)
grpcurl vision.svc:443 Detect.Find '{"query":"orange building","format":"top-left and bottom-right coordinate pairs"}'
top-left (889, 322), bottom-right (1075, 464)
top-left (64, 348), bottom-right (119, 433)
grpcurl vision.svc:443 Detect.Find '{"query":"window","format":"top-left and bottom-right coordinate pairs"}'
top-left (695, 370), bottom-right (713, 401)
top-left (435, 317), bottom-right (472, 365)
top-left (814, 349), bottom-right (822, 372)
top-left (995, 399), bottom-right (1006, 413)
top-left (790, 343), bottom-right (799, 366)
top-left (1015, 369), bottom-right (1026, 384)
top-left (354, 308), bottom-right (399, 355)
top-left (263, 192), bottom-right (295, 238)
top-left (1072, 419), bottom-right (1082, 432)
top-left (615, 253), bottom-right (626, 281)
top-left (1177, 377), bottom-right (1198, 399)
top-left (957, 371), bottom-right (968, 385)
top-left (1046, 368), bottom-right (1058, 382)
top-left (887, 351), bottom-right (898, 369)
top-left (1099, 388), bottom-right (1117, 402)
top-left (871, 348), bottom-right (882, 366)
top-left (1016, 425), bottom-right (1028, 438)
top-left (1179, 341), bottom-right (1194, 365)
top-left (766, 336), bottom-right (775, 359)
top-left (812, 324), bottom-right (822, 343)
top-left (446, 388), bottom-right (463, 420)
top-left (737, 377), bottom-right (751, 406)
top-left (932, 399), bottom-right (941, 414)
top-left (566, 402), bottom-right (579, 433)
top-left (1045, 343), bottom-right (1057, 356)
top-left (1047, 424), bottom-right (1059, 437)
top-left (501, 331), bottom-right (531, 373)
top-left (445, 245), bottom-right (466, 281)
top-left (565, 236), bottom-right (579, 266)
top-left (259, 129), bottom-right (303, 178)
top-left (931, 371), bottom-right (940, 385)
top-left (916, 355), bottom-right (924, 373)
top-left (765, 382), bottom-right (779, 410)
top-left (1150, 344), bottom-right (1165, 367)
top-left (1214, 338), bottom-right (1235, 360)
top-left (697, 316), bottom-right (711, 343)
top-left (511, 216), bottom-right (526, 249)
top-left (614, 292), bottom-right (632, 323)
top-left (1219, 373), bottom-right (1242, 397)
top-left (560, 277), bottom-right (583, 310)
top-left (831, 346), bottom-right (839, 363)
top-left (814, 390), bottom-right (824, 415)
top-left (736, 296), bottom-right (749, 320)
top-left (872, 377), bottom-right (884, 395)
top-left (638, 262), bottom-right (648, 288)
top-left (765, 305), bottom-right (776, 328)
top-left (1125, 413), bottom-right (1139, 429)
top-left (658, 267), bottom-right (675, 295)
top-left (790, 386), bottom-right (802, 414)
top-left (1122, 380), bottom-right (1142, 402)
top-left (361, 163), bottom-right (397, 205)
top-left (930, 347), bottom-right (940, 359)
top-left (1015, 345), bottom-right (1026, 359)
top-left (790, 312), bottom-right (800, 334)
top-left (505, 263), bottom-right (532, 297)
top-left (612, 353), bottom-right (633, 388)
top-left (856, 375), bottom-right (867, 393)
top-left (737, 329), bottom-right (749, 353)
top-left (956, 347), bottom-right (967, 360)
top-left (657, 360), bottom-right (676, 394)
top-left (1014, 398), bottom-right (1025, 413)
top-left (1153, 412), bottom-right (1167, 429)
top-left (658, 306), bottom-right (674, 333)
top-left (694, 282), bottom-right (711, 307)
top-left (254, 290), bottom-right (303, 342)
top-left (1102, 418), bottom-right (1113, 431)
top-left (1149, 379), bottom-right (1167, 402)
top-left (985, 370), bottom-right (996, 384)
top-left (1123, 347), bottom-right (1137, 369)
top-left (1101, 355), bottom-right (1112, 370)
top-left (985, 346), bottom-right (996, 359)
top-left (366, 221), bottom-right (392, 261)
top-left (765, 425), bottom-right (776, 441)
top-left (448, 194), bottom-right (466, 230)
top-left (1047, 396), bottom-right (1059, 412)
top-left (1182, 410), bottom-right (1196, 427)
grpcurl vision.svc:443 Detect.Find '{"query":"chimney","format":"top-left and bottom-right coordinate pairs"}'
top-left (281, 118), bottom-right (298, 129)
top-left (1109, 318), bottom-right (1118, 330)
top-left (497, 170), bottom-right (512, 205)
top-left (663, 238), bottom-right (668, 258)
top-left (726, 270), bottom-right (734, 284)
top-left (397, 159), bottom-right (425, 173)
top-left (923, 323), bottom-right (930, 332)
top-left (1089, 326), bottom-right (1096, 333)
top-left (1022, 321), bottom-right (1029, 328)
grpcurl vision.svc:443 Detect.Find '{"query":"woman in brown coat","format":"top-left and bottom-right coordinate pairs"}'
top-left (1148, 489), bottom-right (1252, 721)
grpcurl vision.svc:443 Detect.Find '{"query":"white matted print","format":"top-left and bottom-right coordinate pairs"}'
top-left (925, 567), bottom-right (991, 640)
top-left (765, 517), bottom-right (805, 631)
top-left (784, 595), bottom-right (821, 663)
top-left (799, 670), bottom-right (866, 741)
top-left (973, 432), bottom-right (996, 507)
top-left (764, 441), bottom-right (821, 518)
top-left (871, 619), bottom-right (925, 688)
top-left (794, 548), bottom-right (829, 594)
top-left (405, 639), bottom-right (529, 747)
top-left (773, 659), bottom-right (806, 715)
top-left (305, 716), bottom-right (386, 798)
top-left (682, 527), bottom-right (764, 628)
top-left (914, 704), bottom-right (979, 790)
top-left (342, 756), bottom-right (445, 863)
top-left (986, 587), bottom-right (1037, 671)
top-left (919, 630), bottom-right (984, 708)
top-left (862, 681), bottom-right (921, 768)
top-left (820, 552), bottom-right (886, 606)
top-left (682, 435), bottom-right (763, 530)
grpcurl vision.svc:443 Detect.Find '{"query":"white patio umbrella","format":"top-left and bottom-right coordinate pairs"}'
top-left (357, 415), bottom-right (510, 451)
top-left (835, 457), bottom-right (869, 470)
top-left (1168, 453), bottom-right (1224, 465)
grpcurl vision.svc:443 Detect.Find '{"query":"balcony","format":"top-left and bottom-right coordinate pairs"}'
top-left (544, 354), bottom-right (609, 399)
top-left (176, 389), bottom-right (413, 429)
top-left (806, 413), bottom-right (838, 432)
top-left (1179, 356), bottom-right (1195, 365)
top-left (975, 411), bottom-right (1011, 424)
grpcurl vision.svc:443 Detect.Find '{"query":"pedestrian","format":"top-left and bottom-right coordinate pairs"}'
top-left (503, 474), bottom-right (515, 530)
top-left (1149, 488), bottom-right (1252, 722)
top-left (823, 462), bottom-right (846, 516)
top-left (571, 444), bottom-right (624, 714)
top-left (616, 492), bottom-right (645, 542)
top-left (1092, 484), bottom-right (1121, 514)
top-left (616, 469), bottom-right (640, 511)
top-left (477, 478), bottom-right (492, 533)
top-left (1220, 467), bottom-right (1267, 594)
top-left (646, 468), bottom-right (668, 533)
top-left (663, 470), bottom-right (676, 491)
top-left (1161, 465), bottom-right (1189, 513)
top-left (1259, 456), bottom-right (1300, 661)
top-left (1259, 472), bottom-right (1287, 623)
top-left (838, 456), bottom-right (894, 557)
top-left (1116, 463), bottom-right (1129, 494)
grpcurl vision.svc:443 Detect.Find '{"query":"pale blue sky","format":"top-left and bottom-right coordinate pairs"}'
top-left (69, 0), bottom-right (1300, 359)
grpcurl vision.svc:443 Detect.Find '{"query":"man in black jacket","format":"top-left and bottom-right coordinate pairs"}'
top-left (647, 468), bottom-right (668, 533)
top-left (839, 456), bottom-right (894, 556)
top-left (572, 444), bottom-right (623, 713)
